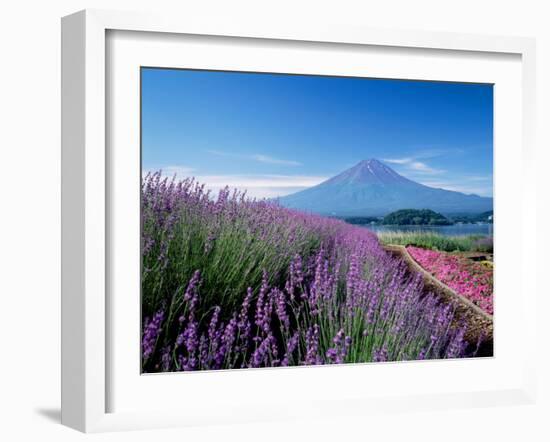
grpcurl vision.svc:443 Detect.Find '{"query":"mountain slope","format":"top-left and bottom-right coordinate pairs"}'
top-left (277, 159), bottom-right (493, 216)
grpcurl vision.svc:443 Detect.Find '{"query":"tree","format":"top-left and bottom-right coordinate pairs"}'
top-left (382, 209), bottom-right (452, 226)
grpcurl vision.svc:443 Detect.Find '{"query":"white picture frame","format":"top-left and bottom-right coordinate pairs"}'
top-left (61, 9), bottom-right (537, 433)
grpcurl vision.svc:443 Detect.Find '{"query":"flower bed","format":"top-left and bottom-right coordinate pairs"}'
top-left (140, 172), bottom-right (477, 372)
top-left (406, 246), bottom-right (493, 315)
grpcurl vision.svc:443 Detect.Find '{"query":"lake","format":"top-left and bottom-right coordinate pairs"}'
top-left (364, 223), bottom-right (493, 237)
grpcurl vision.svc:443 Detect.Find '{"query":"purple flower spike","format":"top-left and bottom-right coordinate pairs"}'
top-left (142, 309), bottom-right (164, 360)
top-left (373, 345), bottom-right (389, 363)
top-left (326, 329), bottom-right (350, 364)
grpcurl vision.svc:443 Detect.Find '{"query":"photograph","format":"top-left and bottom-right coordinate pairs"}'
top-left (140, 67), bottom-right (494, 373)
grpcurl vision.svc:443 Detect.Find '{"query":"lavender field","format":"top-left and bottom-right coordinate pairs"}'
top-left (141, 172), bottom-right (479, 373)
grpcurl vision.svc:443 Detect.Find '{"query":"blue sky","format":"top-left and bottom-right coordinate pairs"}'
top-left (142, 68), bottom-right (493, 198)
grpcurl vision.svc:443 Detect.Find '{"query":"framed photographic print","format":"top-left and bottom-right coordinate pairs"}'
top-left (139, 67), bottom-right (495, 375)
top-left (61, 9), bottom-right (537, 432)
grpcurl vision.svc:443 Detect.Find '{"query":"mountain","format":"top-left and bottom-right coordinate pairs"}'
top-left (277, 159), bottom-right (493, 216)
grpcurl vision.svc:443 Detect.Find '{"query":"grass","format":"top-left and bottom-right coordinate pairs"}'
top-left (377, 230), bottom-right (493, 253)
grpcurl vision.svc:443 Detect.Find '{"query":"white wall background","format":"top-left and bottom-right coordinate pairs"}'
top-left (0, 1), bottom-right (548, 441)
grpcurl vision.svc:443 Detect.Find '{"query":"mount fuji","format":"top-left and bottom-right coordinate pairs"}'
top-left (277, 159), bottom-right (492, 216)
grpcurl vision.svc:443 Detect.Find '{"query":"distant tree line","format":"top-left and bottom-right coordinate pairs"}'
top-left (448, 210), bottom-right (493, 224)
top-left (382, 209), bottom-right (452, 226)
top-left (340, 216), bottom-right (380, 225)
top-left (341, 209), bottom-right (493, 226)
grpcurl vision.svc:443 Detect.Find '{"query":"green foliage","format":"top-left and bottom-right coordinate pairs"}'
top-left (382, 209), bottom-right (452, 226)
top-left (377, 230), bottom-right (492, 253)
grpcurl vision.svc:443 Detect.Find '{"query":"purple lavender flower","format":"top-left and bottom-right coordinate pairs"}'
top-left (273, 288), bottom-right (290, 329)
top-left (184, 270), bottom-right (201, 304)
top-left (184, 321), bottom-right (199, 352)
top-left (142, 309), bottom-right (164, 360)
top-left (249, 334), bottom-right (275, 368)
top-left (254, 271), bottom-right (269, 330)
top-left (304, 324), bottom-right (321, 365)
top-left (208, 306), bottom-right (221, 341)
top-left (215, 314), bottom-right (238, 368)
top-left (326, 329), bottom-right (351, 364)
top-left (285, 254), bottom-right (304, 301)
top-left (373, 345), bottom-right (389, 362)
top-left (160, 346), bottom-right (171, 371)
top-left (445, 323), bottom-right (467, 359)
top-left (281, 332), bottom-right (299, 367)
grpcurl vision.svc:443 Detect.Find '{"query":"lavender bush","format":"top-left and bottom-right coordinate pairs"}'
top-left (141, 172), bottom-right (474, 372)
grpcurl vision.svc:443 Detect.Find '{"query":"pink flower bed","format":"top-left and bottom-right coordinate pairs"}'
top-left (407, 246), bottom-right (493, 315)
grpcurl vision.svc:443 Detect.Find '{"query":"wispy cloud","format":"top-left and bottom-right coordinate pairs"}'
top-left (197, 174), bottom-right (325, 189)
top-left (383, 147), bottom-right (467, 175)
top-left (145, 166), bottom-right (326, 199)
top-left (251, 154), bottom-right (301, 166)
top-left (383, 157), bottom-right (413, 165)
top-left (408, 161), bottom-right (445, 174)
top-left (419, 176), bottom-right (493, 197)
top-left (412, 148), bottom-right (465, 159)
top-left (207, 149), bottom-right (301, 167)
top-left (197, 174), bottom-right (327, 199)
top-left (383, 153), bottom-right (493, 195)
top-left (382, 157), bottom-right (445, 175)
